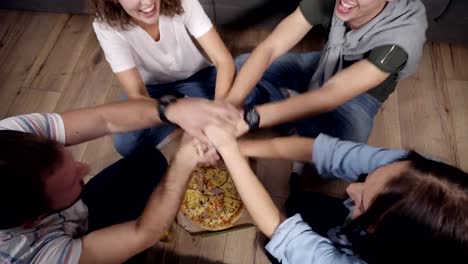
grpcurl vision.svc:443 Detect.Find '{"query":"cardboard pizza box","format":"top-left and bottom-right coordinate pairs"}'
top-left (176, 209), bottom-right (255, 237)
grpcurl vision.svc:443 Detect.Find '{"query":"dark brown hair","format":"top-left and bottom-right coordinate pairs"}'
top-left (0, 130), bottom-right (62, 229)
top-left (344, 152), bottom-right (468, 264)
top-left (89, 0), bottom-right (184, 30)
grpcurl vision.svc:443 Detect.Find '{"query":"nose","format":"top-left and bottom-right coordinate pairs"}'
top-left (76, 162), bottom-right (90, 178)
top-left (346, 183), bottom-right (363, 203)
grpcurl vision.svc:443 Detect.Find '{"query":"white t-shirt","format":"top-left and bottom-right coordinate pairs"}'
top-left (0, 114), bottom-right (86, 263)
top-left (93, 0), bottom-right (213, 85)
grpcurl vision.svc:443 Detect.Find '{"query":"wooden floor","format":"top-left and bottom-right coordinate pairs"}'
top-left (1, 10), bottom-right (468, 264)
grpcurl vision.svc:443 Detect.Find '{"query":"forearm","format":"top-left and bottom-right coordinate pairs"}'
top-left (214, 58), bottom-right (236, 100)
top-left (257, 88), bottom-right (336, 128)
top-left (219, 147), bottom-right (284, 238)
top-left (227, 45), bottom-right (276, 106)
top-left (62, 99), bottom-right (161, 145)
top-left (136, 156), bottom-right (195, 240)
top-left (239, 137), bottom-right (314, 162)
top-left (80, 155), bottom-right (195, 264)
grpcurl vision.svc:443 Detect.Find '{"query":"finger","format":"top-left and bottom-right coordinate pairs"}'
top-left (190, 130), bottom-right (211, 146)
top-left (193, 140), bottom-right (204, 158)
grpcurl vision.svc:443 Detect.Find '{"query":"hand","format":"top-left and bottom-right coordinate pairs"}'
top-left (203, 125), bottom-right (239, 154)
top-left (166, 98), bottom-right (242, 143)
top-left (235, 114), bottom-right (249, 137)
top-left (175, 133), bottom-right (219, 169)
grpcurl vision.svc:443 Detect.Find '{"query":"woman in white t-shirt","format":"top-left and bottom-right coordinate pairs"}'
top-left (90, 0), bottom-right (237, 156)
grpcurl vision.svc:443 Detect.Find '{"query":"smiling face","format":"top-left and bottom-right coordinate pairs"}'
top-left (118, 0), bottom-right (161, 27)
top-left (346, 161), bottom-right (410, 218)
top-left (335, 0), bottom-right (390, 29)
top-left (43, 147), bottom-right (90, 211)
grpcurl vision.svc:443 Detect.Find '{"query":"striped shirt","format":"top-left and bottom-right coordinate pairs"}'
top-left (0, 113), bottom-right (86, 264)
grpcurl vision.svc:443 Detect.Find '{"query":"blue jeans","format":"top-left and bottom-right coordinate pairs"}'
top-left (239, 51), bottom-right (381, 143)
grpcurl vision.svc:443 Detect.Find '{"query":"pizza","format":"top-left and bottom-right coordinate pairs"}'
top-left (181, 162), bottom-right (244, 231)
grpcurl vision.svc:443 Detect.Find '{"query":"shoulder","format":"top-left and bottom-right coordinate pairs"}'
top-left (367, 45), bottom-right (408, 73)
top-left (0, 113), bottom-right (64, 137)
top-left (299, 0), bottom-right (335, 27)
top-left (0, 202), bottom-right (86, 264)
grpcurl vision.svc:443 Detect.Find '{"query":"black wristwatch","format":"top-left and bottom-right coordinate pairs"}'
top-left (157, 95), bottom-right (178, 125)
top-left (244, 107), bottom-right (260, 131)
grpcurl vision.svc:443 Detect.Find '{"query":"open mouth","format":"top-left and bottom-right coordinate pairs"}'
top-left (337, 0), bottom-right (358, 14)
top-left (140, 4), bottom-right (156, 15)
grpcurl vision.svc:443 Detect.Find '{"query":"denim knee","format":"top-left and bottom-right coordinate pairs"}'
top-left (112, 131), bottom-right (144, 157)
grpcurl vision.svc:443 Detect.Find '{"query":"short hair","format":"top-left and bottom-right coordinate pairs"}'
top-left (344, 151), bottom-right (468, 264)
top-left (89, 0), bottom-right (184, 30)
top-left (0, 130), bottom-right (62, 229)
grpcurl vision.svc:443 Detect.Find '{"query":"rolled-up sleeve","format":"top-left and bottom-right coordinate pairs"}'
top-left (312, 134), bottom-right (408, 182)
top-left (266, 214), bottom-right (364, 264)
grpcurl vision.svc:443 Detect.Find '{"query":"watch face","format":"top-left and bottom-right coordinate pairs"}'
top-left (246, 109), bottom-right (259, 128)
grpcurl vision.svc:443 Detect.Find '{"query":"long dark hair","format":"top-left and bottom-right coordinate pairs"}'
top-left (343, 152), bottom-right (468, 264)
top-left (0, 130), bottom-right (62, 229)
top-left (89, 0), bottom-right (184, 30)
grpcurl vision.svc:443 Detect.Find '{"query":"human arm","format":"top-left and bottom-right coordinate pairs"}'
top-left (238, 136), bottom-right (314, 162)
top-left (311, 134), bottom-right (408, 182)
top-left (78, 135), bottom-right (211, 263)
top-left (225, 7), bottom-right (313, 106)
top-left (61, 96), bottom-right (241, 146)
top-left (115, 68), bottom-right (150, 99)
top-left (61, 99), bottom-right (159, 145)
top-left (204, 125), bottom-right (285, 237)
top-left (196, 27), bottom-right (235, 100)
top-left (204, 126), bottom-right (364, 264)
top-left (254, 59), bottom-right (390, 128)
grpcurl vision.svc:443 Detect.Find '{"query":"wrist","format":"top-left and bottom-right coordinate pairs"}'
top-left (244, 107), bottom-right (260, 132)
top-left (217, 142), bottom-right (240, 158)
top-left (158, 95), bottom-right (178, 125)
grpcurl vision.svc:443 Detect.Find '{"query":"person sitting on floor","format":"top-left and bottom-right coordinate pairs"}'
top-left (227, 0), bottom-right (427, 143)
top-left (203, 124), bottom-right (468, 264)
top-left (0, 98), bottom-right (221, 263)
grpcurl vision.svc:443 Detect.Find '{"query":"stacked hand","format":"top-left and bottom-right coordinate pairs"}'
top-left (168, 98), bottom-right (250, 167)
top-left (166, 98), bottom-right (248, 143)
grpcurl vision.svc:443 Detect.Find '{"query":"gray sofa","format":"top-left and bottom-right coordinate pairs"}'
top-left (1, 0), bottom-right (467, 42)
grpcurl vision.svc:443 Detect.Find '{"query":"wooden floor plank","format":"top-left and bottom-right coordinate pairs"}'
top-left (446, 80), bottom-right (468, 171)
top-left (26, 15), bottom-right (94, 92)
top-left (22, 14), bottom-right (70, 90)
top-left (0, 11), bottom-right (28, 65)
top-left (440, 43), bottom-right (468, 81)
top-left (0, 12), bottom-right (64, 117)
top-left (198, 235), bottom-right (228, 263)
top-left (173, 226), bottom-right (203, 264)
top-left (223, 228), bottom-right (257, 264)
top-left (6, 89), bottom-right (61, 115)
top-left (368, 91), bottom-right (402, 149)
top-left (54, 33), bottom-right (114, 112)
top-left (398, 77), bottom-right (458, 164)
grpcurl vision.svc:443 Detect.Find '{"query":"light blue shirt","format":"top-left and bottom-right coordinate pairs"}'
top-left (265, 134), bottom-right (408, 264)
